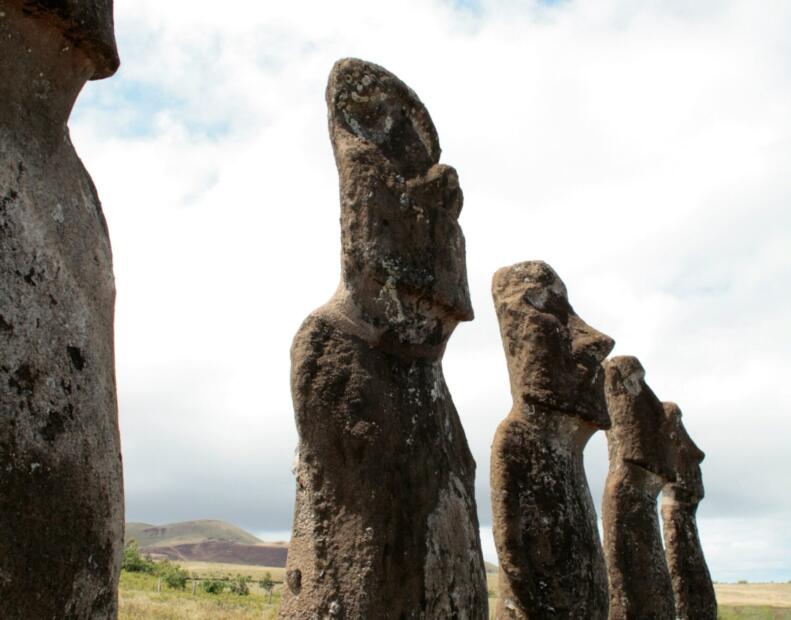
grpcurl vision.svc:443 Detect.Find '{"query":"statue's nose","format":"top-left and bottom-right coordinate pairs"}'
top-left (570, 316), bottom-right (615, 364)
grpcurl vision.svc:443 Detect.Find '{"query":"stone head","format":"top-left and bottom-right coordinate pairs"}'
top-left (11, 0), bottom-right (119, 79)
top-left (662, 402), bottom-right (705, 502)
top-left (604, 356), bottom-right (676, 482)
top-left (491, 261), bottom-right (615, 427)
top-left (326, 58), bottom-right (472, 348)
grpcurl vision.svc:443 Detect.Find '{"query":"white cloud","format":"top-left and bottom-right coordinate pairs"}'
top-left (70, 0), bottom-right (791, 580)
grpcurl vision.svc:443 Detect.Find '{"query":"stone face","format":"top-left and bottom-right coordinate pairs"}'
top-left (490, 261), bottom-right (614, 619)
top-left (0, 4), bottom-right (123, 619)
top-left (13, 0), bottom-right (120, 79)
top-left (661, 402), bottom-right (716, 620)
top-left (602, 356), bottom-right (675, 620)
top-left (280, 58), bottom-right (487, 619)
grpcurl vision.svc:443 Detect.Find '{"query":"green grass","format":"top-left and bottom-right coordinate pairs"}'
top-left (122, 567), bottom-right (791, 619)
top-left (119, 570), bottom-right (281, 620)
top-left (719, 607), bottom-right (791, 620)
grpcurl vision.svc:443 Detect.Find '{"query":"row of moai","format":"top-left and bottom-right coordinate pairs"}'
top-left (0, 0), bottom-right (715, 616)
top-left (281, 58), bottom-right (716, 619)
top-left (490, 266), bottom-right (716, 619)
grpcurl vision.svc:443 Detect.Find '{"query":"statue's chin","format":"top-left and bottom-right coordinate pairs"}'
top-left (519, 390), bottom-right (609, 429)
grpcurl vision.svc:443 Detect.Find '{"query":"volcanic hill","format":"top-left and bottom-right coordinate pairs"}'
top-left (125, 519), bottom-right (288, 567)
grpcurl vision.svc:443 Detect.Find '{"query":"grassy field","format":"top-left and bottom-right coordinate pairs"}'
top-left (716, 583), bottom-right (791, 619)
top-left (176, 561), bottom-right (285, 582)
top-left (120, 564), bottom-right (791, 619)
top-left (719, 608), bottom-right (791, 619)
top-left (485, 572), bottom-right (791, 619)
top-left (715, 582), bottom-right (791, 619)
top-left (717, 583), bottom-right (791, 609)
top-left (119, 568), bottom-right (282, 619)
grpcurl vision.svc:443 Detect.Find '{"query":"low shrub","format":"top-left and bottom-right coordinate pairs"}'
top-left (229, 574), bottom-right (251, 596)
top-left (121, 541), bottom-right (156, 574)
top-left (201, 579), bottom-right (226, 595)
top-left (259, 572), bottom-right (275, 603)
top-left (156, 560), bottom-right (189, 590)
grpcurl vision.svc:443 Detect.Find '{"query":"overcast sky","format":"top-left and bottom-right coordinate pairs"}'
top-left (70, 0), bottom-right (790, 583)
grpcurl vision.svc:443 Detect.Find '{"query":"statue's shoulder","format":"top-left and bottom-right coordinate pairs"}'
top-left (495, 413), bottom-right (529, 437)
top-left (291, 305), bottom-right (368, 383)
top-left (291, 305), bottom-right (353, 352)
top-left (290, 306), bottom-right (374, 423)
top-left (491, 414), bottom-right (536, 466)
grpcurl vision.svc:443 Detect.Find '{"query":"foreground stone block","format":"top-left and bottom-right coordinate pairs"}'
top-left (602, 357), bottom-right (675, 620)
top-left (661, 402), bottom-right (716, 620)
top-left (0, 2), bottom-right (123, 618)
top-left (280, 58), bottom-right (487, 619)
top-left (490, 261), bottom-right (614, 619)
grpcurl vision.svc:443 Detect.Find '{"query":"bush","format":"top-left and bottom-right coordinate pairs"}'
top-left (229, 574), bottom-right (251, 596)
top-left (121, 541), bottom-right (156, 574)
top-left (201, 579), bottom-right (226, 595)
top-left (156, 560), bottom-right (189, 590)
top-left (259, 572), bottom-right (275, 602)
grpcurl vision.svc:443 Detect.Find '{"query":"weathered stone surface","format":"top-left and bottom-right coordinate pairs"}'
top-left (0, 3), bottom-right (122, 618)
top-left (490, 261), bottom-right (614, 619)
top-left (280, 58), bottom-right (487, 619)
top-left (602, 356), bottom-right (675, 620)
top-left (661, 402), bottom-right (716, 620)
top-left (10, 0), bottom-right (119, 79)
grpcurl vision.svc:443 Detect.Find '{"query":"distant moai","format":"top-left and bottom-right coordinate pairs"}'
top-left (661, 402), bottom-right (717, 620)
top-left (490, 261), bottom-right (614, 619)
top-left (280, 58), bottom-right (488, 619)
top-left (0, 2), bottom-right (123, 618)
top-left (602, 356), bottom-right (675, 620)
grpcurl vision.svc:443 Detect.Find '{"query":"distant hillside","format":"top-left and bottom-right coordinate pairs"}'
top-left (125, 519), bottom-right (263, 548)
top-left (125, 520), bottom-right (288, 568)
top-left (144, 540), bottom-right (288, 567)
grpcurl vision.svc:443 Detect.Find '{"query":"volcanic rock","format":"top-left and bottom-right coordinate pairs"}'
top-left (602, 357), bottom-right (675, 620)
top-left (279, 58), bottom-right (487, 619)
top-left (0, 3), bottom-right (122, 618)
top-left (490, 261), bottom-right (614, 619)
top-left (661, 402), bottom-right (716, 620)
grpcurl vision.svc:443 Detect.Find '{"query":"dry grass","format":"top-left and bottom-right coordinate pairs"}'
top-left (177, 561), bottom-right (285, 582)
top-left (487, 572), bottom-right (791, 618)
top-left (715, 583), bottom-right (791, 609)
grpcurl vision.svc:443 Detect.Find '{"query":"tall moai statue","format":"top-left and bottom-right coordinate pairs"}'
top-left (0, 2), bottom-right (123, 618)
top-left (602, 357), bottom-right (675, 620)
top-left (661, 402), bottom-right (716, 620)
top-left (280, 58), bottom-right (488, 619)
top-left (490, 261), bottom-right (615, 619)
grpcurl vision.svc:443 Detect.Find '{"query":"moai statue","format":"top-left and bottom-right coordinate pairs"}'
top-left (602, 357), bottom-right (675, 620)
top-left (661, 402), bottom-right (716, 620)
top-left (0, 2), bottom-right (123, 618)
top-left (280, 58), bottom-right (488, 619)
top-left (490, 261), bottom-right (615, 619)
